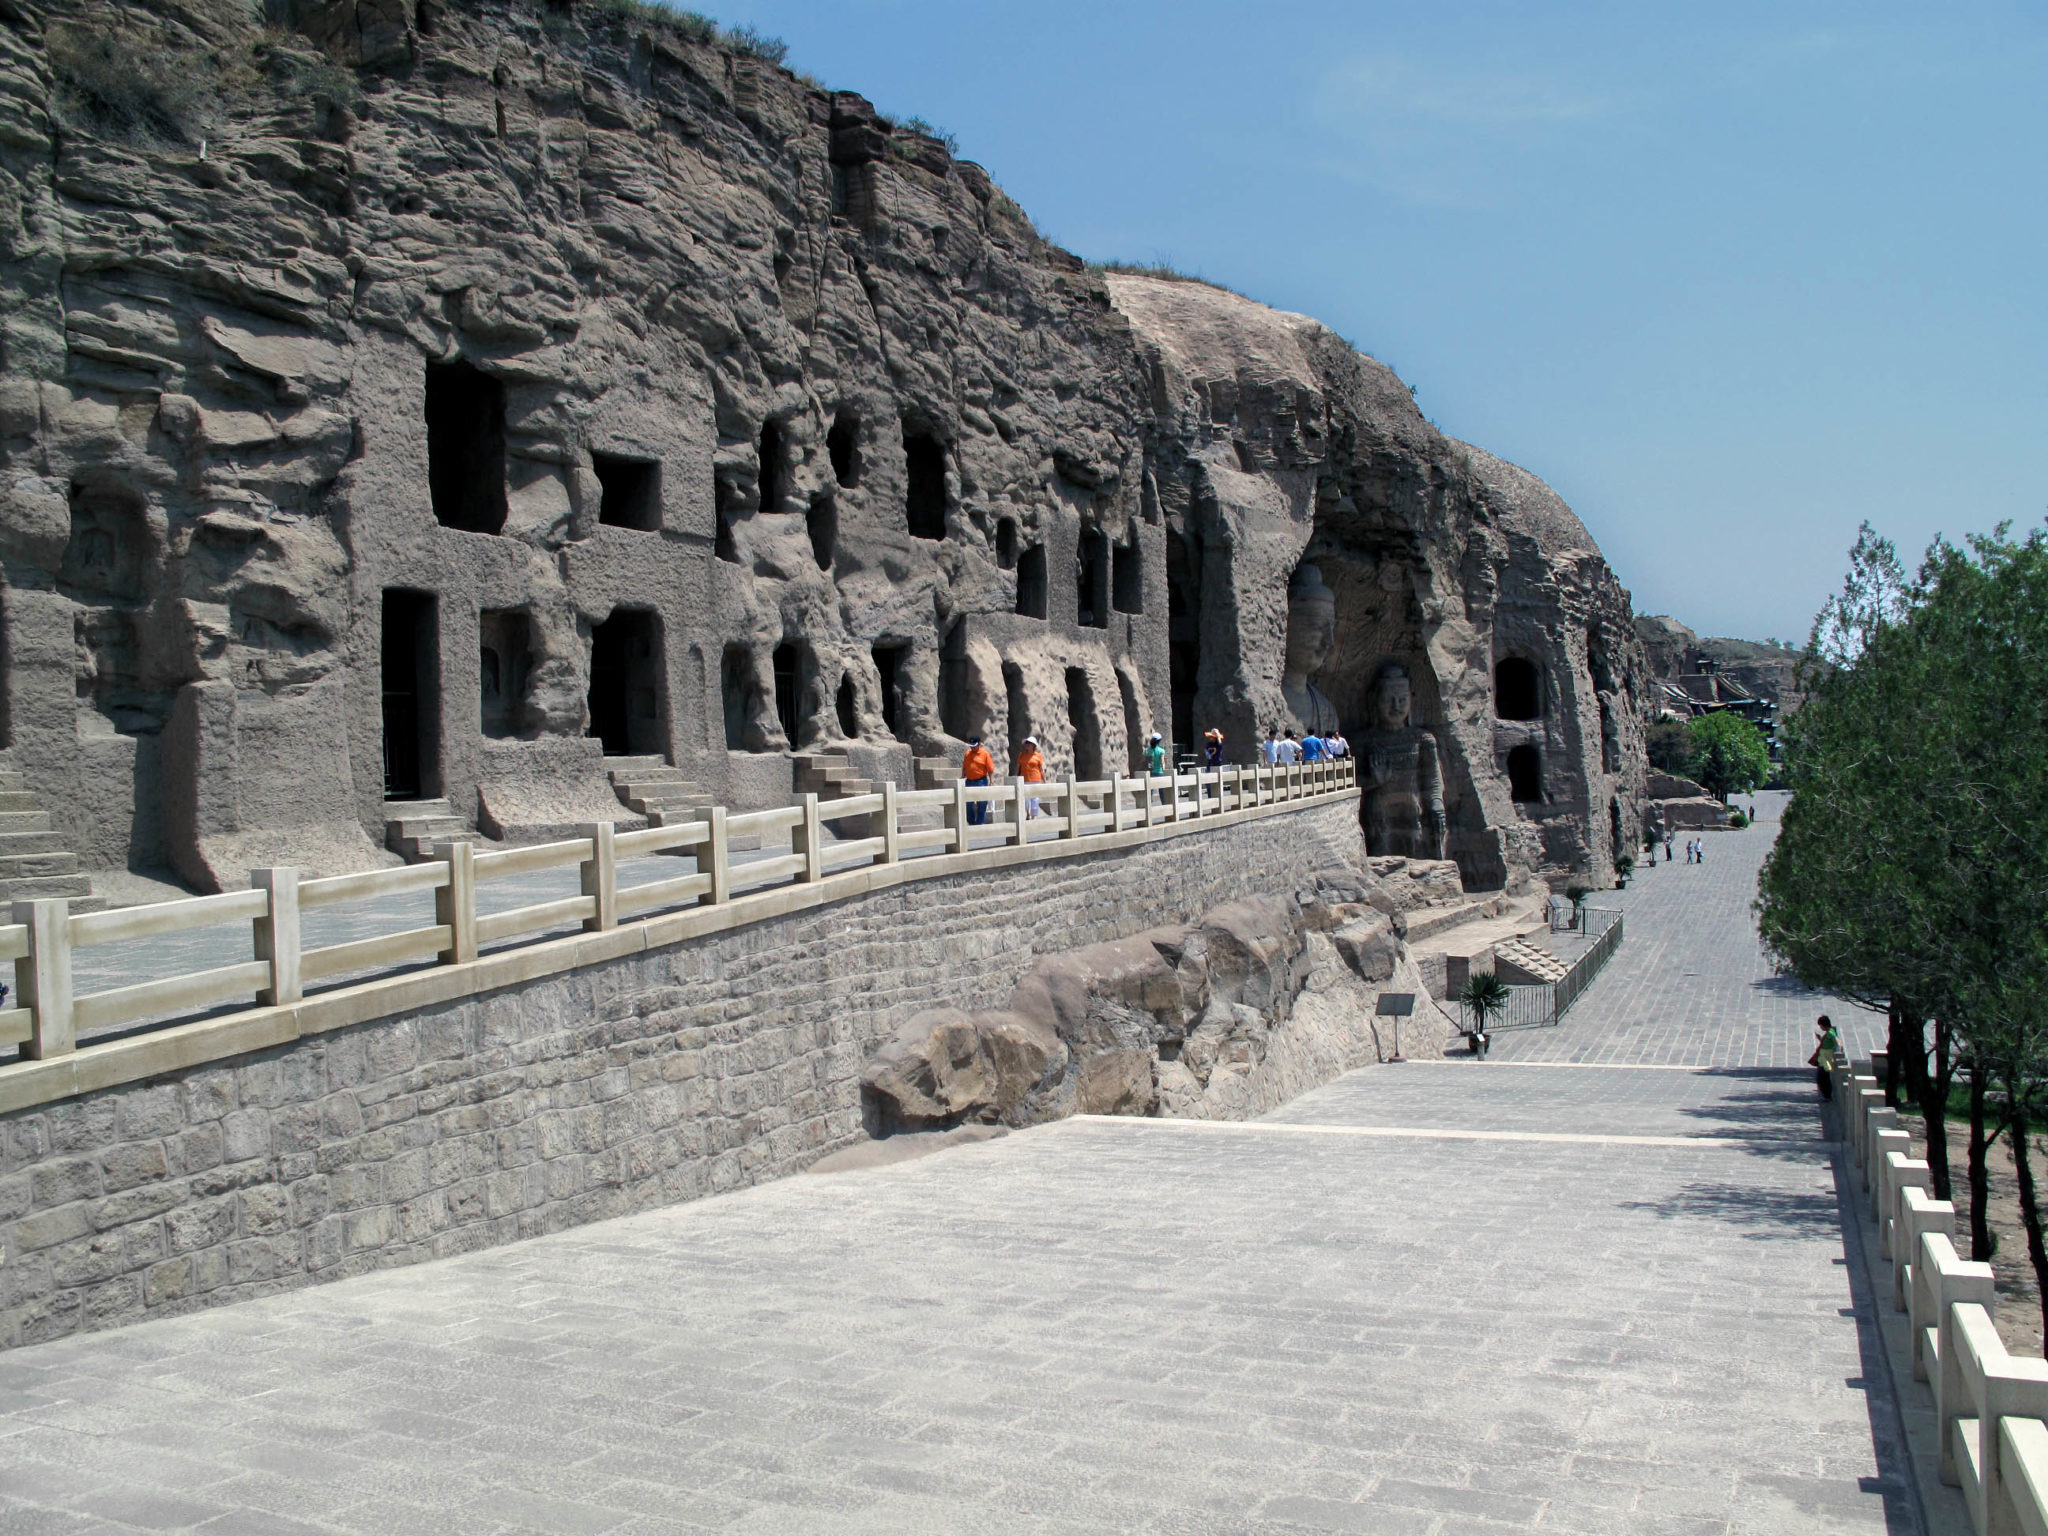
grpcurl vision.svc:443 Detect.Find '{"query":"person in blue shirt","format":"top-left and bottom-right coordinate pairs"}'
top-left (1301, 731), bottom-right (1325, 763)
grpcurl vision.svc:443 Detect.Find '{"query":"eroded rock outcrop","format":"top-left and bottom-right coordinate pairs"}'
top-left (0, 0), bottom-right (1651, 895)
top-left (862, 865), bottom-right (1459, 1131)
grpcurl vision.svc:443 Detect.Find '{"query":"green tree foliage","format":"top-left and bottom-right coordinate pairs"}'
top-left (1644, 718), bottom-right (1694, 775)
top-left (1686, 712), bottom-right (1770, 801)
top-left (1758, 522), bottom-right (2048, 1333)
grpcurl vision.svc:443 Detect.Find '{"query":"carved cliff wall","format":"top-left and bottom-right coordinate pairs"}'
top-left (0, 0), bottom-right (1650, 894)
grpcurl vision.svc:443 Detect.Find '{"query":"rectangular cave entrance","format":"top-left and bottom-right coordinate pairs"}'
top-left (1167, 529), bottom-right (1202, 760)
top-left (1112, 525), bottom-right (1143, 615)
top-left (938, 620), bottom-right (975, 741)
top-left (592, 452), bottom-right (661, 531)
top-left (1004, 662), bottom-right (1028, 767)
top-left (1015, 543), bottom-right (1047, 619)
top-left (772, 641), bottom-right (804, 748)
top-left (425, 358), bottom-right (507, 535)
top-left (721, 644), bottom-right (752, 750)
top-left (904, 428), bottom-right (947, 540)
top-left (1076, 528), bottom-right (1109, 629)
top-left (587, 610), bottom-right (663, 757)
top-left (381, 589), bottom-right (440, 800)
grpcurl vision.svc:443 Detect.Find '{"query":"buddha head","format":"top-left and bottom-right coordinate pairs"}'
top-left (1371, 663), bottom-right (1413, 731)
top-left (1283, 562), bottom-right (1337, 687)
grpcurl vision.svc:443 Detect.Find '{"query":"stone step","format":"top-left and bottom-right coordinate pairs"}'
top-left (384, 800), bottom-right (482, 861)
top-left (0, 852), bottom-right (82, 880)
top-left (0, 831), bottom-right (68, 856)
top-left (602, 755), bottom-right (671, 776)
top-left (0, 873), bottom-right (100, 904)
top-left (0, 810), bottom-right (54, 834)
top-left (0, 790), bottom-right (39, 813)
top-left (913, 756), bottom-right (964, 791)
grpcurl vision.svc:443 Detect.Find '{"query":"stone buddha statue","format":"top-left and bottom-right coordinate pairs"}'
top-left (1281, 563), bottom-right (1340, 737)
top-left (1359, 662), bottom-right (1447, 861)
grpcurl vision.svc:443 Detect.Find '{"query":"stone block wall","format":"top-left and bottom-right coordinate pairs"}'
top-left (0, 804), bottom-right (1362, 1347)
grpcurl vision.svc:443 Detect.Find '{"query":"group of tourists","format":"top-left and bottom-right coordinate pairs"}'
top-left (958, 722), bottom-right (1332, 824)
top-left (1260, 727), bottom-right (1350, 765)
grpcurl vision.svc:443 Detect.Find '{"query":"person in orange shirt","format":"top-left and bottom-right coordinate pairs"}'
top-left (962, 735), bottom-right (995, 826)
top-left (1017, 735), bottom-right (1046, 819)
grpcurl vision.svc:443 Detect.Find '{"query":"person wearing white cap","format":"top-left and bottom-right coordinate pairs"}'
top-left (1144, 731), bottom-right (1167, 777)
top-left (1017, 734), bottom-right (1046, 819)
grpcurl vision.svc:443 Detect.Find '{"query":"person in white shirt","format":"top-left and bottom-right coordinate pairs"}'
top-left (1325, 731), bottom-right (1349, 760)
top-left (1274, 731), bottom-right (1302, 766)
top-left (1261, 729), bottom-right (1280, 765)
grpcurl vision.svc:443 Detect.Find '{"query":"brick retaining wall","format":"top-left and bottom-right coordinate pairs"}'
top-left (0, 803), bottom-right (1362, 1346)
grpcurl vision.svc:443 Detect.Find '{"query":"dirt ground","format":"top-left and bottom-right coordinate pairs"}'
top-left (1916, 1114), bottom-right (2047, 1357)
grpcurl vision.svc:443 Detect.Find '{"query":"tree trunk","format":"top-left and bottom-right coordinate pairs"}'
top-left (1921, 1017), bottom-right (1953, 1202)
top-left (1885, 1002), bottom-right (1906, 1106)
top-left (1969, 1058), bottom-right (1996, 1262)
top-left (2010, 1108), bottom-right (2048, 1351)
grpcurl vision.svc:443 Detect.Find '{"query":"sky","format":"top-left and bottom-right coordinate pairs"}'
top-left (706, 1), bottom-right (2048, 643)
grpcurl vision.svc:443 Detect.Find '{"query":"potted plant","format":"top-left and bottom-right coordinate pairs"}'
top-left (1459, 970), bottom-right (1510, 1058)
top-left (1614, 853), bottom-right (1634, 889)
top-left (1564, 883), bottom-right (1591, 930)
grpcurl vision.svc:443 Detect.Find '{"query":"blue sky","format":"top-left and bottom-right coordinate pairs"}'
top-left (708, 1), bottom-right (2048, 642)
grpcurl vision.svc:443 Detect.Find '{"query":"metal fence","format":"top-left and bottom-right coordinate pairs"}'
top-left (1461, 905), bottom-right (1626, 1035)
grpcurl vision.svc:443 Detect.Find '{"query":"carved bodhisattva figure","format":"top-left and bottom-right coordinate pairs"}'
top-left (1282, 563), bottom-right (1341, 737)
top-left (1360, 663), bottom-right (1447, 860)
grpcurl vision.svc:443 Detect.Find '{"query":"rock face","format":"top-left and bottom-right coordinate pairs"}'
top-left (1636, 615), bottom-right (1807, 717)
top-left (861, 864), bottom-right (1459, 1130)
top-left (0, 0), bottom-right (1651, 893)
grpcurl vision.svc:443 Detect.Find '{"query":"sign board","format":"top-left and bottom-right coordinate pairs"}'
top-left (1375, 993), bottom-right (1416, 1017)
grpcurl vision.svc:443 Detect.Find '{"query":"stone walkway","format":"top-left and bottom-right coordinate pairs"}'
top-left (0, 796), bottom-right (1919, 1534)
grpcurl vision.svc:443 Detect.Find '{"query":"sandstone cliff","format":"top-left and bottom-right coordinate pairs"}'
top-left (0, 0), bottom-right (1651, 895)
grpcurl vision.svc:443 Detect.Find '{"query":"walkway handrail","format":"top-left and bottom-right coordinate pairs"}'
top-left (1835, 1053), bottom-right (2048, 1536)
top-left (0, 758), bottom-right (1356, 1113)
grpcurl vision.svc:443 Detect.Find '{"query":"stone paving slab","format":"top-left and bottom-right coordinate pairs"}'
top-left (0, 1105), bottom-right (1903, 1535)
top-left (1494, 794), bottom-right (1886, 1068)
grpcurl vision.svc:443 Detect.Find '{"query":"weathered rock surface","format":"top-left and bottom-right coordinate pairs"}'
top-left (861, 867), bottom-right (1458, 1131)
top-left (0, 0), bottom-right (1650, 895)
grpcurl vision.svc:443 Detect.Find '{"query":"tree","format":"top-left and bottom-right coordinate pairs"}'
top-left (1687, 711), bottom-right (1769, 802)
top-left (1645, 718), bottom-right (1694, 775)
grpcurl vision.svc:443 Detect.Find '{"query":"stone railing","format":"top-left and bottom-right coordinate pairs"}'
top-left (0, 760), bottom-right (1355, 1115)
top-left (1834, 1053), bottom-right (2048, 1536)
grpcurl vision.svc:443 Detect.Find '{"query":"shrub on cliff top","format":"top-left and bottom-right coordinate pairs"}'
top-left (47, 22), bottom-right (213, 143)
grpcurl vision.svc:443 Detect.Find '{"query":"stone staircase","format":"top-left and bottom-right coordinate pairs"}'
top-left (913, 755), bottom-right (963, 791)
top-left (0, 757), bottom-right (102, 912)
top-left (606, 756), bottom-right (703, 826)
top-left (1493, 937), bottom-right (1570, 986)
top-left (793, 752), bottom-right (876, 836)
top-left (384, 799), bottom-right (483, 862)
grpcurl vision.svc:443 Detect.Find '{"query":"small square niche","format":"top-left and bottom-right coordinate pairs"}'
top-left (593, 451), bottom-right (661, 531)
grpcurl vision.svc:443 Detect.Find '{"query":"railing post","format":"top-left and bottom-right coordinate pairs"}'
top-left (435, 841), bottom-right (477, 964)
top-left (252, 867), bottom-right (302, 1006)
top-left (796, 793), bottom-right (824, 881)
top-left (703, 806), bottom-right (731, 905)
top-left (1111, 774), bottom-right (1128, 833)
top-left (13, 897), bottom-right (72, 1059)
top-left (580, 822), bottom-right (618, 930)
top-left (1062, 778), bottom-right (1083, 840)
top-left (1011, 775), bottom-right (1030, 845)
top-left (1191, 770), bottom-right (1205, 818)
top-left (881, 780), bottom-right (901, 865)
top-left (1168, 771), bottom-right (1182, 822)
top-left (952, 779), bottom-right (971, 852)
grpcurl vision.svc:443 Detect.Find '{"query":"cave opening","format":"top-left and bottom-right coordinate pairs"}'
top-left (1112, 525), bottom-right (1142, 614)
top-left (1004, 662), bottom-right (1028, 769)
top-left (938, 620), bottom-right (974, 740)
top-left (873, 643), bottom-right (907, 740)
top-left (1066, 666), bottom-right (1101, 780)
top-left (904, 428), bottom-right (946, 540)
top-left (1076, 528), bottom-right (1109, 629)
top-left (587, 610), bottom-right (663, 757)
top-left (772, 641), bottom-right (804, 748)
top-left (758, 417), bottom-right (787, 513)
top-left (478, 608), bottom-right (534, 739)
top-left (720, 644), bottom-right (752, 750)
top-left (592, 452), bottom-right (660, 532)
top-left (381, 589), bottom-right (440, 800)
top-left (1117, 668), bottom-right (1144, 773)
top-left (995, 517), bottom-right (1018, 570)
top-left (424, 359), bottom-right (507, 535)
top-left (808, 496), bottom-right (836, 571)
top-left (714, 473), bottom-right (739, 563)
top-left (1015, 543), bottom-right (1047, 619)
top-left (836, 673), bottom-right (858, 738)
top-left (1167, 529), bottom-right (1201, 761)
top-left (1507, 743), bottom-right (1543, 803)
top-left (1495, 657), bottom-right (1542, 720)
top-left (827, 411), bottom-right (860, 487)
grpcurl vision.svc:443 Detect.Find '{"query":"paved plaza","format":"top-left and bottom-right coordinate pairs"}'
top-left (0, 797), bottom-right (1917, 1534)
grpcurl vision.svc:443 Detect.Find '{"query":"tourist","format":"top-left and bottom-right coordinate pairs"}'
top-left (1202, 728), bottom-right (1225, 768)
top-left (1325, 730), bottom-right (1349, 760)
top-left (1275, 731), bottom-right (1302, 766)
top-left (1261, 728), bottom-right (1280, 765)
top-left (961, 735), bottom-right (994, 826)
top-left (1301, 730), bottom-right (1325, 763)
top-left (1808, 1016), bottom-right (1841, 1099)
top-left (1017, 735), bottom-right (1046, 819)
top-left (1664, 833), bottom-right (1674, 862)
top-left (1145, 732), bottom-right (1167, 777)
